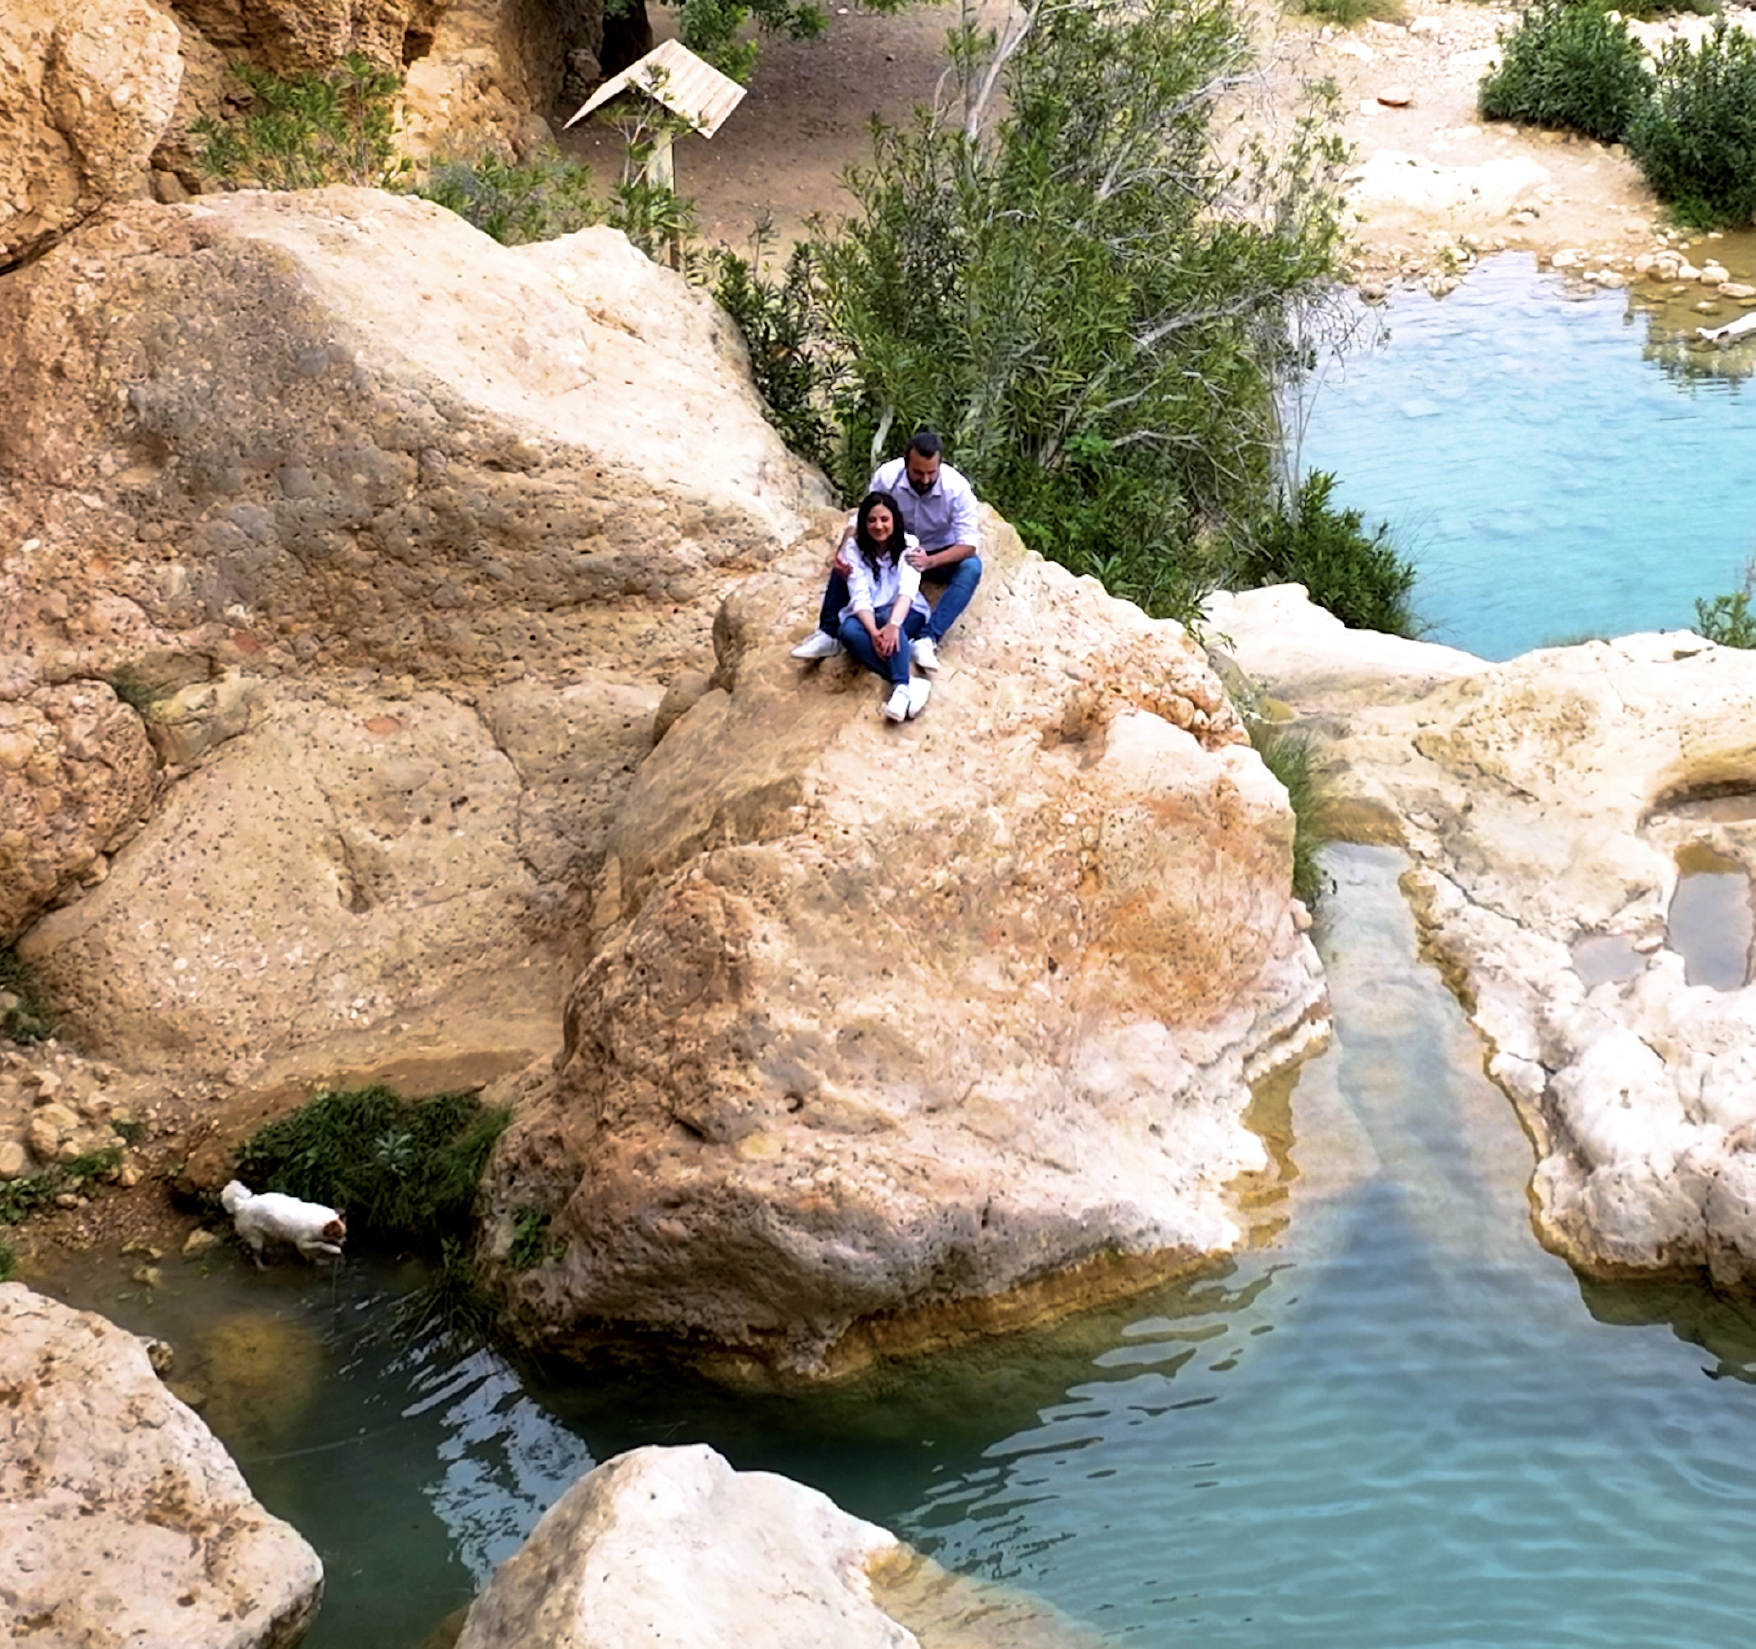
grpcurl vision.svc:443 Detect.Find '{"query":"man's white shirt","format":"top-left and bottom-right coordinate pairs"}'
top-left (864, 458), bottom-right (980, 555)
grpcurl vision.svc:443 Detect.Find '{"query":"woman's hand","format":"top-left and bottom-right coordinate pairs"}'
top-left (874, 621), bottom-right (901, 658)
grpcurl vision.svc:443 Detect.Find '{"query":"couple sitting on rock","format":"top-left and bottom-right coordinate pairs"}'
top-left (790, 428), bottom-right (982, 723)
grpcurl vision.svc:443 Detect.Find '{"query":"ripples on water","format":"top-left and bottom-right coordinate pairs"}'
top-left (44, 850), bottom-right (1756, 1648)
top-left (1298, 255), bottom-right (1756, 661)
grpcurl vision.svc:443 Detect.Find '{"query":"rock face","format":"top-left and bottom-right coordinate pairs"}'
top-left (2, 189), bottom-right (829, 1080)
top-left (0, 0), bottom-right (183, 269)
top-left (455, 1444), bottom-right (906, 1649)
top-left (0, 679), bottom-right (158, 943)
top-left (1208, 585), bottom-right (1756, 1289)
top-left (454, 1443), bottom-right (1098, 1649)
top-left (0, 1281), bottom-right (323, 1649)
top-left (482, 526), bottom-right (1329, 1379)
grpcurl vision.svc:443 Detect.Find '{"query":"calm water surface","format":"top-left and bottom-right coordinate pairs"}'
top-left (1299, 256), bottom-right (1756, 660)
top-left (48, 845), bottom-right (1756, 1647)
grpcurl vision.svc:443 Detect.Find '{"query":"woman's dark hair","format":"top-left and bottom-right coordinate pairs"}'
top-left (854, 491), bottom-right (905, 575)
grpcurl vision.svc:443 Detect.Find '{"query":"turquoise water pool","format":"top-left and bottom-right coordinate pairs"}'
top-left (51, 846), bottom-right (1756, 1647)
top-left (1299, 257), bottom-right (1756, 661)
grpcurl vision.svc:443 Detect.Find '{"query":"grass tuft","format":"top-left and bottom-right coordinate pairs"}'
top-left (1248, 719), bottom-right (1333, 908)
top-left (0, 1238), bottom-right (13, 1281)
top-left (233, 1084), bottom-right (510, 1249)
top-left (0, 1149), bottom-right (123, 1226)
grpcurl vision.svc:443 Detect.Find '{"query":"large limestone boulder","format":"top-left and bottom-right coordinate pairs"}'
top-left (0, 189), bottom-right (828, 682)
top-left (454, 1443), bottom-right (1097, 1649)
top-left (0, 1281), bottom-right (323, 1648)
top-left (0, 0), bottom-right (182, 268)
top-left (482, 526), bottom-right (1329, 1380)
top-left (2, 189), bottom-right (830, 1078)
top-left (1208, 584), bottom-right (1756, 1288)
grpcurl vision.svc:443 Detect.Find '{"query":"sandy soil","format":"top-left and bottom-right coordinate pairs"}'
top-left (560, 0), bottom-right (1756, 290)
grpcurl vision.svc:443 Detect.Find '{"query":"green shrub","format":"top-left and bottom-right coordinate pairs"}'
top-left (1247, 720), bottom-right (1331, 907)
top-left (0, 1149), bottom-right (122, 1226)
top-left (1291, 0), bottom-right (1405, 27)
top-left (0, 1238), bottom-right (14, 1281)
top-left (234, 1085), bottom-right (509, 1248)
top-left (1696, 588), bottom-right (1756, 647)
top-left (1233, 470), bottom-right (1419, 637)
top-left (1628, 21), bottom-right (1756, 228)
top-left (193, 52), bottom-right (403, 190)
top-left (0, 948), bottom-right (53, 1044)
top-left (1478, 0), bottom-right (1653, 144)
top-left (417, 149), bottom-right (605, 246)
top-left (712, 235), bottom-right (839, 471)
top-left (508, 1206), bottom-right (552, 1270)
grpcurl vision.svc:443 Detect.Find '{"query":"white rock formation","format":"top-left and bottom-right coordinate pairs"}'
top-left (453, 1443), bottom-right (1100, 1649)
top-left (0, 1282), bottom-right (323, 1649)
top-left (1207, 584), bottom-right (1756, 1286)
top-left (1346, 150), bottom-right (1550, 227)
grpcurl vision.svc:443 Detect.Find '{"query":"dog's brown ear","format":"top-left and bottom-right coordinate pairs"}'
top-left (324, 1218), bottom-right (346, 1240)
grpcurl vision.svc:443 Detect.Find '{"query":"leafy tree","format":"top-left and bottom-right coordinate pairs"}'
top-left (808, 0), bottom-right (1351, 624)
top-left (607, 0), bottom-right (903, 83)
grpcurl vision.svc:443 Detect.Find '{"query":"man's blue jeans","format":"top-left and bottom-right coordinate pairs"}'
top-left (815, 555), bottom-right (984, 643)
top-left (838, 610), bottom-right (930, 686)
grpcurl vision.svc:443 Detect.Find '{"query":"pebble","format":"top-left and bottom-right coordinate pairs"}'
top-left (1377, 85), bottom-right (1413, 107)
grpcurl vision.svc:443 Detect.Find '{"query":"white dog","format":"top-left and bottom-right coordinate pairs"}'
top-left (220, 1180), bottom-right (348, 1266)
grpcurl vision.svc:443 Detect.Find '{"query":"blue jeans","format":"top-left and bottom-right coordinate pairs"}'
top-left (838, 609), bottom-right (930, 686)
top-left (816, 555), bottom-right (984, 643)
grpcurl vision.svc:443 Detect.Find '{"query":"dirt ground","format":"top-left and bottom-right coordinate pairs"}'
top-left (559, 0), bottom-right (1754, 281)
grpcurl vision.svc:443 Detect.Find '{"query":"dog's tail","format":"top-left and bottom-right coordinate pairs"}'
top-left (219, 1180), bottom-right (253, 1214)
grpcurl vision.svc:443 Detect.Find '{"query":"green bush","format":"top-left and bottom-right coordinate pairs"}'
top-left (193, 52), bottom-right (403, 190)
top-left (0, 1149), bottom-right (123, 1226)
top-left (1233, 469), bottom-right (1419, 637)
top-left (1695, 588), bottom-right (1756, 647)
top-left (1478, 0), bottom-right (1653, 144)
top-left (418, 149), bottom-right (604, 246)
top-left (1291, 0), bottom-right (1405, 27)
top-left (234, 1085), bottom-right (509, 1249)
top-left (0, 948), bottom-right (53, 1044)
top-left (711, 236), bottom-right (839, 471)
top-left (1628, 21), bottom-right (1756, 228)
top-left (0, 1238), bottom-right (14, 1281)
top-left (1247, 720), bottom-right (1331, 907)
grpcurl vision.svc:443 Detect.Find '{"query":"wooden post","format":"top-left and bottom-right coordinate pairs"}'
top-left (644, 131), bottom-right (680, 271)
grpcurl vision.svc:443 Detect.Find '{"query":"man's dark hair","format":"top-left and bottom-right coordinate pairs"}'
top-left (905, 429), bottom-right (942, 460)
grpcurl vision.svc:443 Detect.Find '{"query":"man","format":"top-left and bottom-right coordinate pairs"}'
top-left (790, 429), bottom-right (982, 673)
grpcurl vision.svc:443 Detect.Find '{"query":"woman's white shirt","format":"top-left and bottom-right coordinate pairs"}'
top-left (842, 532), bottom-right (929, 623)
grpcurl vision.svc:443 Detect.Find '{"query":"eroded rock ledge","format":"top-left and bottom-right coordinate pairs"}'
top-left (479, 528), bottom-right (1329, 1381)
top-left (1208, 585), bottom-right (1756, 1289)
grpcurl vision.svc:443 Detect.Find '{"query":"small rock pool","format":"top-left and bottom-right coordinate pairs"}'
top-left (1299, 250), bottom-right (1756, 660)
top-left (42, 846), bottom-right (1756, 1648)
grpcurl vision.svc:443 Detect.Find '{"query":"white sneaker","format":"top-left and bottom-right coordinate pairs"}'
top-left (907, 678), bottom-right (932, 719)
top-left (883, 684), bottom-right (912, 723)
top-left (791, 631), bottom-right (843, 661)
top-left (910, 635), bottom-right (940, 672)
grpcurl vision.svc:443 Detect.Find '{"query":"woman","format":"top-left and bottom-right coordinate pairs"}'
top-left (836, 491), bottom-right (932, 722)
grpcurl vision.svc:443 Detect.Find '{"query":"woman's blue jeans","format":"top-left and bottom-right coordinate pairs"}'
top-left (838, 609), bottom-right (930, 686)
top-left (816, 555), bottom-right (984, 643)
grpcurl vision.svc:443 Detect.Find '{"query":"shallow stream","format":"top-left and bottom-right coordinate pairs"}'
top-left (46, 846), bottom-right (1756, 1647)
top-left (1299, 253), bottom-right (1756, 660)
